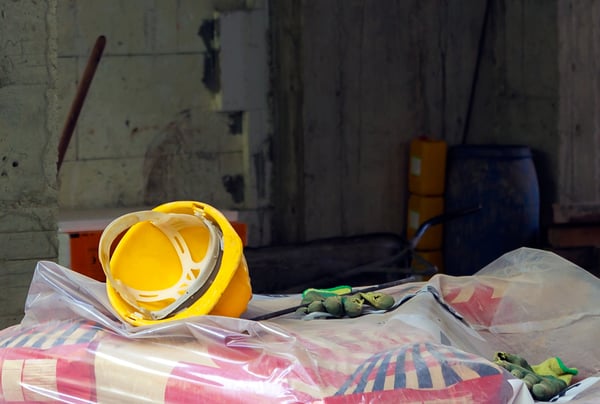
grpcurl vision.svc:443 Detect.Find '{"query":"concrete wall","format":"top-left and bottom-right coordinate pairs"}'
top-left (2, 0), bottom-right (600, 326)
top-left (271, 0), bottom-right (489, 241)
top-left (0, 0), bottom-right (58, 328)
top-left (271, 0), bottom-right (568, 242)
top-left (56, 0), bottom-right (271, 245)
top-left (466, 0), bottom-right (559, 226)
top-left (558, 0), bottom-right (600, 204)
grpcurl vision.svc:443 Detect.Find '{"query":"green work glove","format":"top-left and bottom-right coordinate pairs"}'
top-left (300, 289), bottom-right (349, 316)
top-left (494, 352), bottom-right (571, 401)
top-left (297, 287), bottom-right (395, 318)
top-left (532, 357), bottom-right (578, 385)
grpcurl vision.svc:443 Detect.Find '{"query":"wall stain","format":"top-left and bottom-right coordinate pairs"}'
top-left (222, 174), bottom-right (244, 203)
top-left (253, 152), bottom-right (266, 199)
top-left (143, 110), bottom-right (219, 205)
top-left (130, 124), bottom-right (160, 137)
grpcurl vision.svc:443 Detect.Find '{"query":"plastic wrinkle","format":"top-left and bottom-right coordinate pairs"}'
top-left (0, 247), bottom-right (597, 403)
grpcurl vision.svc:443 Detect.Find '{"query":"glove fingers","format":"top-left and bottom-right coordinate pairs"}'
top-left (324, 296), bottom-right (344, 316)
top-left (307, 300), bottom-right (325, 313)
top-left (299, 289), bottom-right (395, 318)
top-left (343, 294), bottom-right (365, 317)
top-left (361, 292), bottom-right (395, 310)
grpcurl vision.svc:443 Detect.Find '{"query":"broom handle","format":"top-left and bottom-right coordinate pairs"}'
top-left (57, 35), bottom-right (106, 172)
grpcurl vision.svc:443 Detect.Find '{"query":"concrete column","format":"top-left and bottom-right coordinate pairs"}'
top-left (0, 0), bottom-right (59, 327)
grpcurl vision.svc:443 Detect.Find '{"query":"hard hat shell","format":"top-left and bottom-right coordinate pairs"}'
top-left (98, 201), bottom-right (252, 326)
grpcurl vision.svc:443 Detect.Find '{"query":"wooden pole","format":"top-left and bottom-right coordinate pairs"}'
top-left (57, 35), bottom-right (106, 172)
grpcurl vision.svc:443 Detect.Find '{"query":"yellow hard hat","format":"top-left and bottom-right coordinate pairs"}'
top-left (98, 201), bottom-right (252, 326)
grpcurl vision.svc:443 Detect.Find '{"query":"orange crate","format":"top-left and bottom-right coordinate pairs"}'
top-left (230, 221), bottom-right (248, 246)
top-left (69, 231), bottom-right (105, 281)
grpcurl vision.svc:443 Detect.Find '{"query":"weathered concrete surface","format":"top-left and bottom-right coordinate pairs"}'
top-left (466, 0), bottom-right (559, 225)
top-left (272, 0), bottom-right (488, 242)
top-left (0, 0), bottom-right (272, 327)
top-left (56, 0), bottom-right (271, 245)
top-left (0, 0), bottom-right (58, 328)
top-left (2, 0), bottom-right (600, 326)
top-left (271, 0), bottom-right (568, 242)
top-left (558, 0), bottom-right (600, 204)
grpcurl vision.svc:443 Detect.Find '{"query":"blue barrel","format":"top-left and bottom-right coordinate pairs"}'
top-left (443, 145), bottom-right (540, 276)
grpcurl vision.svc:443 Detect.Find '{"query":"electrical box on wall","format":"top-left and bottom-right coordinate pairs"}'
top-left (200, 9), bottom-right (268, 112)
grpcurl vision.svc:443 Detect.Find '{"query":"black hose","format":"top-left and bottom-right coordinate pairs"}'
top-left (461, 0), bottom-right (492, 145)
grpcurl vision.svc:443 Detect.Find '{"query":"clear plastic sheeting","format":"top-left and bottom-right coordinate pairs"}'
top-left (0, 247), bottom-right (597, 403)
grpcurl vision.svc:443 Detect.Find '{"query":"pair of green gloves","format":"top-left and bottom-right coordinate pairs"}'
top-left (296, 286), bottom-right (395, 318)
top-left (494, 352), bottom-right (578, 401)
